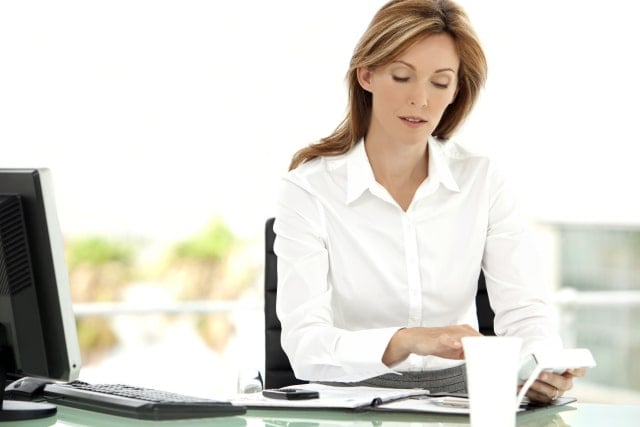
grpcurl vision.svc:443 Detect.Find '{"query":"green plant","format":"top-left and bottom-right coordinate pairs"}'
top-left (66, 236), bottom-right (135, 270)
top-left (173, 219), bottom-right (235, 262)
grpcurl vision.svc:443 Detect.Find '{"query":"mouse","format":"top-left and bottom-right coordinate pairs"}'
top-left (4, 376), bottom-right (55, 401)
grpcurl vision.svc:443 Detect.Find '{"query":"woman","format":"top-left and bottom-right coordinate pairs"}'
top-left (274, 0), bottom-right (583, 403)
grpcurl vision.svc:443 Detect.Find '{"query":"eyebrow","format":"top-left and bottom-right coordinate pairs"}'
top-left (392, 60), bottom-right (457, 74)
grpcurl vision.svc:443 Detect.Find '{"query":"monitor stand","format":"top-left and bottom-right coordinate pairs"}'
top-left (1, 348), bottom-right (57, 422)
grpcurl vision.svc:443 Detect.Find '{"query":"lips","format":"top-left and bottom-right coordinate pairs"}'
top-left (400, 116), bottom-right (427, 127)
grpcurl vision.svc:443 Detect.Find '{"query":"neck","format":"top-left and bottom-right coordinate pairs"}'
top-left (364, 137), bottom-right (429, 188)
top-left (363, 136), bottom-right (429, 212)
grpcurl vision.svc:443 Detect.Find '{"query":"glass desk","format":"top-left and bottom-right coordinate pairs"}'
top-left (7, 403), bottom-right (640, 427)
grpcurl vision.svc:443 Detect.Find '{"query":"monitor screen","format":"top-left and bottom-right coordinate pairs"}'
top-left (0, 168), bottom-right (81, 393)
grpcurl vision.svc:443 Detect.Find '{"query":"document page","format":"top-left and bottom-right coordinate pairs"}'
top-left (232, 383), bottom-right (428, 409)
top-left (233, 383), bottom-right (577, 414)
top-left (374, 395), bottom-right (577, 415)
top-left (374, 395), bottom-right (471, 414)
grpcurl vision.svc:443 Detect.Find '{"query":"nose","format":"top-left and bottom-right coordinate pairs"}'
top-left (408, 85), bottom-right (428, 108)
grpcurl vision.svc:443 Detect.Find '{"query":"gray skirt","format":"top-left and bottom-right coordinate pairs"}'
top-left (318, 364), bottom-right (467, 394)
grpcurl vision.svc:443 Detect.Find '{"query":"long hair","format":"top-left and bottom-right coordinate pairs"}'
top-left (289, 0), bottom-right (487, 170)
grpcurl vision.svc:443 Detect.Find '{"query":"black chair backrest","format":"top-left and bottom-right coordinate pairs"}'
top-left (265, 218), bottom-right (304, 389)
top-left (264, 217), bottom-right (495, 389)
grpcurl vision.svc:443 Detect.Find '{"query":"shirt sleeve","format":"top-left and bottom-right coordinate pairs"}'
top-left (274, 175), bottom-right (400, 382)
top-left (482, 164), bottom-right (563, 358)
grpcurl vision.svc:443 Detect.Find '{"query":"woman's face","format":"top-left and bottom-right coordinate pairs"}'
top-left (358, 33), bottom-right (460, 147)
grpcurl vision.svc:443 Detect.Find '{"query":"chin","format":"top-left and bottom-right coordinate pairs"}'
top-left (400, 135), bottom-right (429, 146)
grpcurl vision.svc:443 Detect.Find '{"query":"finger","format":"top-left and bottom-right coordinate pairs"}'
top-left (459, 324), bottom-right (483, 336)
top-left (566, 367), bottom-right (586, 378)
top-left (526, 387), bottom-right (554, 404)
top-left (540, 372), bottom-right (573, 392)
top-left (436, 335), bottom-right (464, 359)
top-left (529, 378), bottom-right (562, 401)
top-left (440, 334), bottom-right (462, 349)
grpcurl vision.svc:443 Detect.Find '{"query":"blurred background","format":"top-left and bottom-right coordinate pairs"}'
top-left (1, 0), bottom-right (639, 403)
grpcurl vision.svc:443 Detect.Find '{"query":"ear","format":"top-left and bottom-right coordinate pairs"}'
top-left (357, 67), bottom-right (374, 93)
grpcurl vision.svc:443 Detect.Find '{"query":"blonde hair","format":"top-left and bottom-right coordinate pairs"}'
top-left (289, 0), bottom-right (487, 170)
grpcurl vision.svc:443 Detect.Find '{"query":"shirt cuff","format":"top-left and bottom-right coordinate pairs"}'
top-left (333, 327), bottom-right (403, 382)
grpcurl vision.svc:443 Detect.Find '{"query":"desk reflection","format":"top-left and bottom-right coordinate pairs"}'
top-left (0, 414), bottom-right (58, 427)
top-left (246, 406), bottom-right (573, 427)
top-left (47, 402), bottom-right (640, 427)
top-left (55, 406), bottom-right (247, 427)
top-left (519, 412), bottom-right (570, 427)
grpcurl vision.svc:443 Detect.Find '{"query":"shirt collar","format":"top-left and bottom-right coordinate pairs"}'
top-left (346, 140), bottom-right (375, 204)
top-left (345, 137), bottom-right (460, 205)
top-left (427, 136), bottom-right (460, 193)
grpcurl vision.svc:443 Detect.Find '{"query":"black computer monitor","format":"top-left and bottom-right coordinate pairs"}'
top-left (0, 168), bottom-right (81, 421)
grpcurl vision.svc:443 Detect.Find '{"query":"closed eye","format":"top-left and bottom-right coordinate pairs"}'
top-left (392, 75), bottom-right (410, 83)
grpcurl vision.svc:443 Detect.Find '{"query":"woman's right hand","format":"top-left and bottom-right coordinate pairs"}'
top-left (382, 324), bottom-right (482, 367)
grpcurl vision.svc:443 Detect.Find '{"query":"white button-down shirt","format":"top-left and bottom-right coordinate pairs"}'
top-left (274, 137), bottom-right (561, 383)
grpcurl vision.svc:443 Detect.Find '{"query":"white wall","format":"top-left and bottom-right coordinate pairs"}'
top-left (2, 0), bottom-right (639, 245)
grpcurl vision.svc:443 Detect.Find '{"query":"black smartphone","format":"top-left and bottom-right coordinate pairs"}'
top-left (262, 388), bottom-right (320, 400)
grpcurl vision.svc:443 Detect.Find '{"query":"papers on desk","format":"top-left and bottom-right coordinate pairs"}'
top-left (231, 383), bottom-right (576, 415)
top-left (233, 383), bottom-right (427, 409)
top-left (370, 394), bottom-right (577, 415)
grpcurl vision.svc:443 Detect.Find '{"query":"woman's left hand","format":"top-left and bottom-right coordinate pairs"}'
top-left (524, 368), bottom-right (586, 403)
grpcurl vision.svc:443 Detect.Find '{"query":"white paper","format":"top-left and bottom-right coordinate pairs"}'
top-left (231, 383), bottom-right (428, 409)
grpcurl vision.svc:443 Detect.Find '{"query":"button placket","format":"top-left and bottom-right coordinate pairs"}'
top-left (403, 216), bottom-right (422, 327)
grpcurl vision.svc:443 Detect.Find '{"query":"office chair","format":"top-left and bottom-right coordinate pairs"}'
top-left (264, 217), bottom-right (495, 389)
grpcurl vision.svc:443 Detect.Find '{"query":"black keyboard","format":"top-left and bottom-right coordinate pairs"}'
top-left (43, 380), bottom-right (246, 420)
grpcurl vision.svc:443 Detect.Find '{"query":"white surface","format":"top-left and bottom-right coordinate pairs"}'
top-left (2, 0), bottom-right (640, 248)
top-left (462, 336), bottom-right (523, 427)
